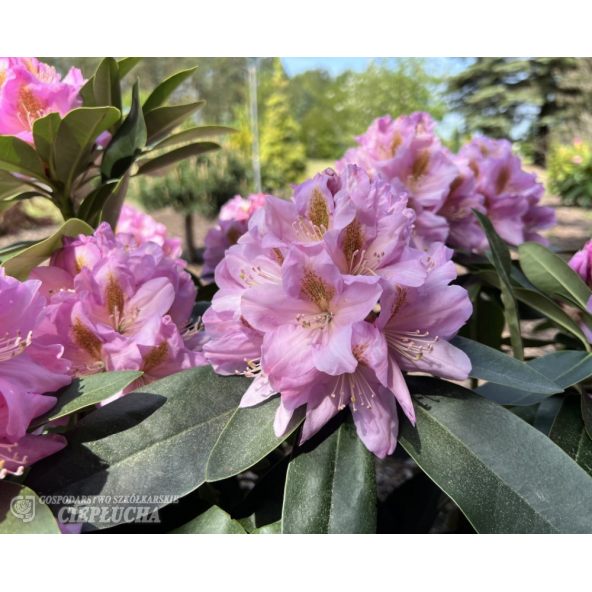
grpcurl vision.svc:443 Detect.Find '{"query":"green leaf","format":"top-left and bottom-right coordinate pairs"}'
top-left (514, 287), bottom-right (591, 350)
top-left (582, 391), bottom-right (592, 440)
top-left (451, 336), bottom-right (561, 394)
top-left (27, 367), bottom-right (250, 530)
top-left (399, 376), bottom-right (592, 533)
top-left (99, 173), bottom-right (130, 230)
top-left (76, 181), bottom-right (117, 226)
top-left (477, 351), bottom-right (592, 406)
top-left (0, 482), bottom-right (60, 534)
top-left (252, 521), bottom-right (281, 534)
top-left (171, 506), bottom-right (247, 534)
top-left (100, 82), bottom-right (146, 181)
top-left (92, 57), bottom-right (121, 110)
top-left (30, 371), bottom-right (143, 429)
top-left (54, 107), bottom-right (120, 193)
top-left (475, 211), bottom-right (523, 359)
top-left (143, 66), bottom-right (198, 113)
top-left (32, 112), bottom-right (61, 166)
top-left (0, 239), bottom-right (36, 264)
top-left (0, 136), bottom-right (47, 181)
top-left (2, 218), bottom-right (93, 280)
top-left (206, 397), bottom-right (304, 482)
top-left (549, 396), bottom-right (592, 476)
top-left (136, 142), bottom-right (219, 176)
top-left (144, 101), bottom-right (205, 144)
top-left (519, 242), bottom-right (592, 310)
top-left (152, 125), bottom-right (235, 151)
top-left (117, 57), bottom-right (141, 78)
top-left (0, 170), bottom-right (28, 201)
top-left (281, 417), bottom-right (376, 534)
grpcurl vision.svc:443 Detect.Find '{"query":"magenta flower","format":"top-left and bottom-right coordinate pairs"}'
top-left (202, 193), bottom-right (270, 278)
top-left (569, 240), bottom-right (592, 287)
top-left (459, 136), bottom-right (555, 246)
top-left (0, 57), bottom-right (84, 143)
top-left (32, 223), bottom-right (205, 394)
top-left (0, 268), bottom-right (71, 478)
top-left (439, 157), bottom-right (488, 252)
top-left (337, 113), bottom-right (459, 248)
top-left (203, 166), bottom-right (472, 458)
top-left (117, 204), bottom-right (183, 259)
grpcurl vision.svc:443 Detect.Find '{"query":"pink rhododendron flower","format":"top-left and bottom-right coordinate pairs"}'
top-left (202, 193), bottom-right (270, 277)
top-left (459, 136), bottom-right (555, 246)
top-left (32, 223), bottom-right (205, 395)
top-left (0, 57), bottom-right (84, 143)
top-left (0, 268), bottom-right (71, 478)
top-left (203, 166), bottom-right (472, 458)
top-left (117, 204), bottom-right (183, 259)
top-left (336, 113), bottom-right (459, 248)
top-left (569, 240), bottom-right (592, 287)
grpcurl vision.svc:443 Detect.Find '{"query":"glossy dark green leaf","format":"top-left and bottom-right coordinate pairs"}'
top-left (451, 336), bottom-right (561, 394)
top-left (152, 125), bottom-right (235, 151)
top-left (100, 82), bottom-right (146, 181)
top-left (514, 287), bottom-right (591, 350)
top-left (32, 112), bottom-right (61, 165)
top-left (144, 101), bottom-right (205, 144)
top-left (92, 57), bottom-right (121, 110)
top-left (549, 395), bottom-right (592, 477)
top-left (0, 170), bottom-right (28, 201)
top-left (0, 482), bottom-right (60, 534)
top-left (476, 351), bottom-right (592, 405)
top-left (54, 107), bottom-right (120, 192)
top-left (30, 371), bottom-right (143, 429)
top-left (475, 211), bottom-right (523, 358)
top-left (98, 173), bottom-right (130, 229)
top-left (460, 287), bottom-right (504, 350)
top-left (117, 57), bottom-right (141, 78)
top-left (282, 418), bottom-right (376, 534)
top-left (399, 376), bottom-right (592, 533)
top-left (2, 218), bottom-right (93, 280)
top-left (143, 66), bottom-right (198, 113)
top-left (206, 396), bottom-right (304, 482)
top-left (136, 142), bottom-right (219, 176)
top-left (27, 367), bottom-right (250, 530)
top-left (582, 392), bottom-right (592, 440)
top-left (76, 181), bottom-right (117, 226)
top-left (0, 136), bottom-right (47, 181)
top-left (519, 242), bottom-right (592, 310)
top-left (171, 506), bottom-right (246, 534)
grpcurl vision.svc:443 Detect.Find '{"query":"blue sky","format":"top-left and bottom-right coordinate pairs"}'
top-left (281, 57), bottom-right (469, 78)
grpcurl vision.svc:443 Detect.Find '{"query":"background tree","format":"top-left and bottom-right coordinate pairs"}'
top-left (448, 57), bottom-right (592, 164)
top-left (259, 59), bottom-right (307, 192)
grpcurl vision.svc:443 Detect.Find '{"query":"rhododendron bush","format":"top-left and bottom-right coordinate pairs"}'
top-left (2, 59), bottom-right (592, 535)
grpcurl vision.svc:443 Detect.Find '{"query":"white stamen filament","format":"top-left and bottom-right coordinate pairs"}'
top-left (330, 370), bottom-right (376, 412)
top-left (292, 218), bottom-right (326, 242)
top-left (296, 311), bottom-right (334, 329)
top-left (0, 442), bottom-right (28, 479)
top-left (0, 330), bottom-right (32, 363)
top-left (386, 329), bottom-right (439, 362)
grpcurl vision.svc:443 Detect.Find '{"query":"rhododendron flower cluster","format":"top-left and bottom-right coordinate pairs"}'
top-left (117, 204), bottom-right (183, 259)
top-left (459, 136), bottom-right (555, 248)
top-left (336, 112), bottom-right (555, 253)
top-left (0, 268), bottom-right (71, 478)
top-left (0, 57), bottom-right (84, 143)
top-left (569, 239), bottom-right (592, 287)
top-left (32, 223), bottom-right (206, 391)
top-left (203, 165), bottom-right (472, 457)
top-left (202, 193), bottom-right (269, 278)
